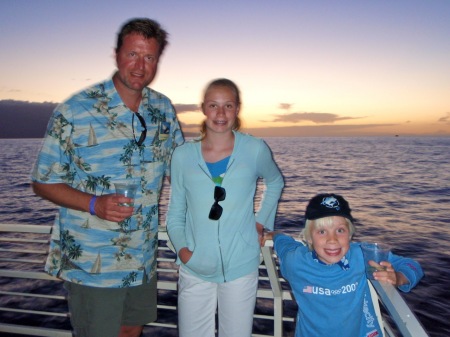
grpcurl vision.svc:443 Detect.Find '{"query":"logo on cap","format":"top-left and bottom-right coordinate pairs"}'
top-left (320, 196), bottom-right (341, 211)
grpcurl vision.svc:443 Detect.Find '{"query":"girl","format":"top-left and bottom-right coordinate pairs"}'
top-left (167, 78), bottom-right (284, 337)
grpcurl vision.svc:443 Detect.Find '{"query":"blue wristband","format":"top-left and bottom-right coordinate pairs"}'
top-left (89, 196), bottom-right (97, 215)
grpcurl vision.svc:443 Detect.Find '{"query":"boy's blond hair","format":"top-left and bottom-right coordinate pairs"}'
top-left (301, 216), bottom-right (355, 250)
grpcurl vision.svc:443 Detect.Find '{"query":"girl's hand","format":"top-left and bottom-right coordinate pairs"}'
top-left (178, 247), bottom-right (193, 264)
top-left (262, 231), bottom-right (275, 246)
top-left (256, 222), bottom-right (264, 247)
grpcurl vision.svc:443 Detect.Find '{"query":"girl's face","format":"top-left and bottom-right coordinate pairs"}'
top-left (202, 85), bottom-right (239, 134)
top-left (309, 216), bottom-right (351, 265)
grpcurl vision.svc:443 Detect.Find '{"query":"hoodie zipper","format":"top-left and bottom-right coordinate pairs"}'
top-left (198, 158), bottom-right (234, 282)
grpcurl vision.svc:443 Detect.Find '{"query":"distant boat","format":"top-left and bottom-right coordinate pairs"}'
top-left (88, 124), bottom-right (98, 146)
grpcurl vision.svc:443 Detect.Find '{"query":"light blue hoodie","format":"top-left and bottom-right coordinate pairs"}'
top-left (167, 131), bottom-right (284, 282)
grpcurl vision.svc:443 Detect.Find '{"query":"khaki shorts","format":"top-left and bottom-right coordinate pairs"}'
top-left (64, 275), bottom-right (157, 337)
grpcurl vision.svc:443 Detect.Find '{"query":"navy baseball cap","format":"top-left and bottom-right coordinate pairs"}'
top-left (305, 193), bottom-right (353, 221)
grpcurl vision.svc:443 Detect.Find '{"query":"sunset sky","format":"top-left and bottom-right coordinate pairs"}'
top-left (1, 0), bottom-right (449, 137)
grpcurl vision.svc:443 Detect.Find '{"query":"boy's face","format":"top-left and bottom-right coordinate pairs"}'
top-left (309, 216), bottom-right (351, 265)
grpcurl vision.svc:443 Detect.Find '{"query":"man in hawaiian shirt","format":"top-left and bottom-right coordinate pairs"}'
top-left (31, 18), bottom-right (184, 337)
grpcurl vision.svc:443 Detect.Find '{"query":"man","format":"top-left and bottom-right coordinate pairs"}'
top-left (31, 18), bottom-right (184, 337)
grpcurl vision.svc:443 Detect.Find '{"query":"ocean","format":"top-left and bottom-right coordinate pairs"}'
top-left (1, 136), bottom-right (449, 337)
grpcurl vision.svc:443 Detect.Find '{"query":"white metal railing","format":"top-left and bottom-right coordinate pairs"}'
top-left (0, 223), bottom-right (428, 337)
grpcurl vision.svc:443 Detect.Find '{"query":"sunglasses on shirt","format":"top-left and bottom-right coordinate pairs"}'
top-left (209, 186), bottom-right (226, 220)
top-left (132, 112), bottom-right (147, 147)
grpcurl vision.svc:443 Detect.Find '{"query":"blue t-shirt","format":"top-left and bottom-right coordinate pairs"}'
top-left (206, 156), bottom-right (230, 186)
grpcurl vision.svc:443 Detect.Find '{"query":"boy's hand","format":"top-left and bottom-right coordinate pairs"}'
top-left (371, 261), bottom-right (409, 287)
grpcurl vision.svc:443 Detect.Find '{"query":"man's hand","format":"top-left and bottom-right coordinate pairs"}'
top-left (93, 194), bottom-right (134, 222)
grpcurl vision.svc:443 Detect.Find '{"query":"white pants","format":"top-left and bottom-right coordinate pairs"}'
top-left (178, 266), bottom-right (259, 337)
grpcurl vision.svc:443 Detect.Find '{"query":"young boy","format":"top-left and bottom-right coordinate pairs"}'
top-left (264, 193), bottom-right (424, 337)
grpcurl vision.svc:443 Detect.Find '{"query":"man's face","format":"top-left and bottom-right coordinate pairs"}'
top-left (115, 33), bottom-right (160, 94)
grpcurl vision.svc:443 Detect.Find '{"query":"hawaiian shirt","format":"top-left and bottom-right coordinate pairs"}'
top-left (31, 77), bottom-right (184, 287)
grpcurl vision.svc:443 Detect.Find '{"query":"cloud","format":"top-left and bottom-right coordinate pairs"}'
top-left (278, 103), bottom-right (293, 111)
top-left (173, 104), bottom-right (200, 114)
top-left (438, 112), bottom-right (450, 124)
top-left (180, 121), bottom-right (201, 129)
top-left (242, 123), bottom-right (399, 137)
top-left (270, 112), bottom-right (364, 124)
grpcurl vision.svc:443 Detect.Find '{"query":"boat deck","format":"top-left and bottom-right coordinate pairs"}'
top-left (0, 224), bottom-right (428, 337)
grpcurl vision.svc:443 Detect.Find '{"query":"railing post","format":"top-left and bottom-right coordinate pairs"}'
top-left (261, 245), bottom-right (284, 337)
